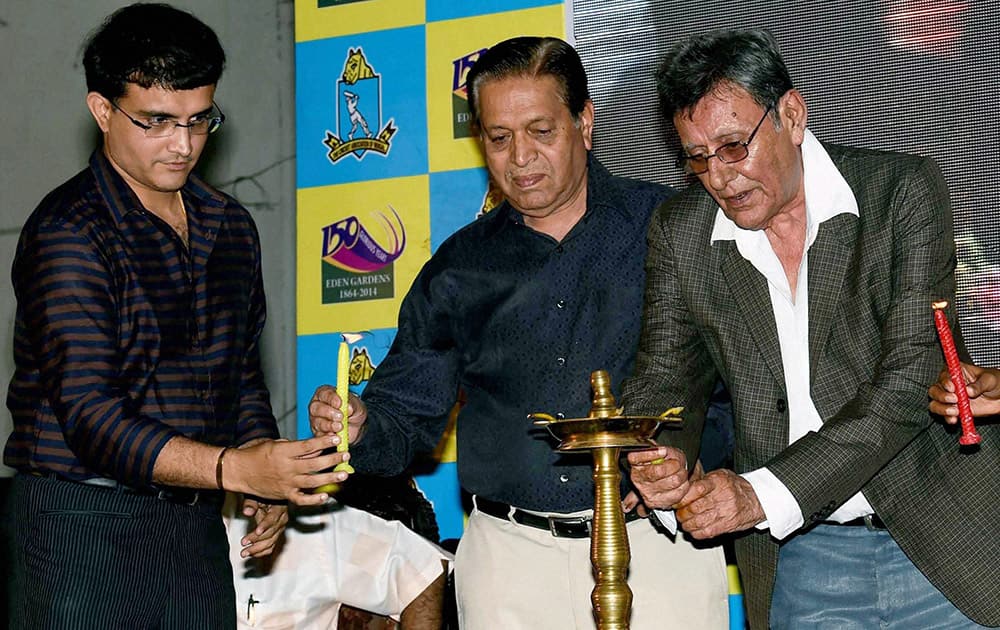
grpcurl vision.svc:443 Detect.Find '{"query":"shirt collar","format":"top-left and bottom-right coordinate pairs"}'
top-left (89, 149), bottom-right (147, 228)
top-left (498, 153), bottom-right (623, 229)
top-left (89, 149), bottom-right (229, 229)
top-left (710, 129), bottom-right (859, 245)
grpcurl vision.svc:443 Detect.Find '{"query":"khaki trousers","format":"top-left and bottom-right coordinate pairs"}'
top-left (455, 507), bottom-right (729, 629)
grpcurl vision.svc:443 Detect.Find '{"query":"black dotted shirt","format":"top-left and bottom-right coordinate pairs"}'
top-left (352, 157), bottom-right (673, 512)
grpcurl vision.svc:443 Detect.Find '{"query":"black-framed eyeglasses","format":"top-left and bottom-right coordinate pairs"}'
top-left (110, 100), bottom-right (226, 138)
top-left (676, 105), bottom-right (773, 175)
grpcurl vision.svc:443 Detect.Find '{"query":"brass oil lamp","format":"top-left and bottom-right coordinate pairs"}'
top-left (530, 370), bottom-right (682, 630)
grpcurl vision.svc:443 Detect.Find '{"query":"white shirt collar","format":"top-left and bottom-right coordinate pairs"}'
top-left (709, 129), bottom-right (859, 245)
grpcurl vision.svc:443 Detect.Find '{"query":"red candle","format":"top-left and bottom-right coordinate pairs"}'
top-left (931, 301), bottom-right (982, 446)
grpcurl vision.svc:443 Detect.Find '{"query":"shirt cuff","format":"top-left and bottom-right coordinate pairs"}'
top-left (741, 467), bottom-right (804, 540)
top-left (651, 509), bottom-right (677, 534)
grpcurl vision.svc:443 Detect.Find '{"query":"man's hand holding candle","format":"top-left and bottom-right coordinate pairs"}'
top-left (929, 363), bottom-right (1000, 420)
top-left (309, 385), bottom-right (368, 444)
top-left (931, 302), bottom-right (983, 445)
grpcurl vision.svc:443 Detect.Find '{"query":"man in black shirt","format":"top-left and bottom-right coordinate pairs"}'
top-left (309, 36), bottom-right (728, 629)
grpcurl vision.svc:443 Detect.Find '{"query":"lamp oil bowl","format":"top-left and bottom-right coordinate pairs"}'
top-left (530, 414), bottom-right (673, 451)
top-left (529, 370), bottom-right (683, 630)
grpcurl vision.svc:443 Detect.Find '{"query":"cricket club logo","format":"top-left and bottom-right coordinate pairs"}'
top-left (323, 47), bottom-right (397, 163)
top-left (477, 179), bottom-right (505, 218)
top-left (348, 346), bottom-right (376, 387)
top-left (452, 48), bottom-right (488, 139)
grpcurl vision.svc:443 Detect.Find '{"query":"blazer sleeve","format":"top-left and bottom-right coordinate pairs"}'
top-left (622, 202), bottom-right (718, 469)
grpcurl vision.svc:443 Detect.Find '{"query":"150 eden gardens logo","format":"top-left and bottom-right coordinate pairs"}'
top-left (320, 206), bottom-right (406, 304)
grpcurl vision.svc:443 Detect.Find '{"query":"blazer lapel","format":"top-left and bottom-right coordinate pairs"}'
top-left (807, 212), bottom-right (859, 384)
top-left (718, 241), bottom-right (787, 387)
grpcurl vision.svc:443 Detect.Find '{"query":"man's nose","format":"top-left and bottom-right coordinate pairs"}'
top-left (510, 134), bottom-right (534, 167)
top-left (705, 157), bottom-right (736, 192)
top-left (168, 125), bottom-right (193, 157)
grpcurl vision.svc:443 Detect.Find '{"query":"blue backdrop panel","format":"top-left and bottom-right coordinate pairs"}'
top-left (296, 328), bottom-right (398, 436)
top-left (429, 167), bottom-right (490, 252)
top-left (427, 0), bottom-right (559, 22)
top-left (296, 25), bottom-right (428, 188)
top-left (412, 462), bottom-right (464, 541)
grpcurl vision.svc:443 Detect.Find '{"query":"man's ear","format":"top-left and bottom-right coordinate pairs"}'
top-left (578, 99), bottom-right (595, 151)
top-left (86, 92), bottom-right (112, 133)
top-left (778, 89), bottom-right (808, 145)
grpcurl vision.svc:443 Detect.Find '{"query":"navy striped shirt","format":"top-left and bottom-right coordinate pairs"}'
top-left (5, 150), bottom-right (279, 488)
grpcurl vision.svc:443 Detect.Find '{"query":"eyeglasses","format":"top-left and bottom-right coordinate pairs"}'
top-left (110, 100), bottom-right (226, 138)
top-left (676, 105), bottom-right (772, 175)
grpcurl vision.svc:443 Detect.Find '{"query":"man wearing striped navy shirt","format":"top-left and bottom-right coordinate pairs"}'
top-left (3, 4), bottom-right (348, 628)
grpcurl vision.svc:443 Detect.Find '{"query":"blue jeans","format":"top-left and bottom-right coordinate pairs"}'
top-left (771, 524), bottom-right (987, 629)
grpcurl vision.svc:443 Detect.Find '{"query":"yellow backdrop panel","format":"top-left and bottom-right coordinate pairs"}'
top-left (425, 4), bottom-right (565, 173)
top-left (295, 0), bottom-right (425, 42)
top-left (297, 175), bottom-right (431, 335)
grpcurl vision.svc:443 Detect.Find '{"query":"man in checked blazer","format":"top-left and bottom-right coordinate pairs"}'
top-left (623, 28), bottom-right (999, 629)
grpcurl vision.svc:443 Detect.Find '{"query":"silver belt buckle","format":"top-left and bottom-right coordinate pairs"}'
top-left (547, 515), bottom-right (591, 537)
top-left (80, 477), bottom-right (119, 489)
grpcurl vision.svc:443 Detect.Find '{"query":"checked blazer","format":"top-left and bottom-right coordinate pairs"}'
top-left (623, 143), bottom-right (1000, 629)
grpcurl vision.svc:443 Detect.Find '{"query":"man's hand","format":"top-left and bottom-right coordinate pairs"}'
top-left (929, 363), bottom-right (1000, 421)
top-left (237, 497), bottom-right (289, 558)
top-left (621, 490), bottom-right (649, 518)
top-left (226, 435), bottom-right (351, 506)
top-left (308, 385), bottom-right (367, 443)
top-left (675, 469), bottom-right (765, 539)
top-left (626, 446), bottom-right (693, 509)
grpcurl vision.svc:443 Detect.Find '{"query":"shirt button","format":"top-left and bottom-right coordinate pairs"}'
top-left (556, 300), bottom-right (565, 309)
top-left (555, 245), bottom-right (564, 254)
top-left (556, 357), bottom-right (566, 367)
top-left (200, 389), bottom-right (211, 400)
top-left (559, 474), bottom-right (569, 483)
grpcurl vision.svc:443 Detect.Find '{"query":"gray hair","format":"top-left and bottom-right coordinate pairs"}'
top-left (656, 28), bottom-right (792, 121)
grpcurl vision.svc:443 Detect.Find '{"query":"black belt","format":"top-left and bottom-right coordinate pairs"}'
top-left (475, 496), bottom-right (640, 539)
top-left (833, 514), bottom-right (887, 530)
top-left (42, 474), bottom-right (223, 507)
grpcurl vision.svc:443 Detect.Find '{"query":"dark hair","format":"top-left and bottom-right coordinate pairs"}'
top-left (466, 36), bottom-right (589, 125)
top-left (656, 28), bottom-right (793, 121)
top-left (83, 3), bottom-right (225, 100)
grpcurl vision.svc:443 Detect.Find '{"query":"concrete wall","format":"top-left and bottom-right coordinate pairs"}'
top-left (0, 1), bottom-right (298, 475)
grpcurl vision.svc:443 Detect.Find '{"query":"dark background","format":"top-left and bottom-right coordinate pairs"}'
top-left (573, 0), bottom-right (1000, 367)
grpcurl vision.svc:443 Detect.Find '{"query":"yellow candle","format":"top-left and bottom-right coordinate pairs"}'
top-left (334, 339), bottom-right (355, 472)
top-left (316, 338), bottom-right (355, 494)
